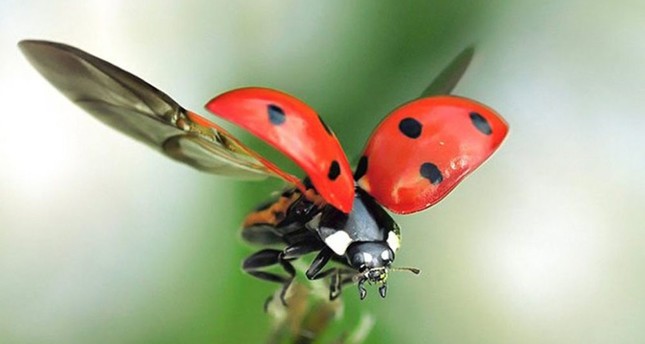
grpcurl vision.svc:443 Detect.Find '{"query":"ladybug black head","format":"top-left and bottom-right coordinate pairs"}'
top-left (346, 242), bottom-right (394, 299)
top-left (347, 242), bottom-right (394, 272)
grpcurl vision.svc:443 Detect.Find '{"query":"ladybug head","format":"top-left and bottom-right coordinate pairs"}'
top-left (347, 242), bottom-right (394, 271)
top-left (346, 242), bottom-right (421, 299)
top-left (346, 242), bottom-right (393, 299)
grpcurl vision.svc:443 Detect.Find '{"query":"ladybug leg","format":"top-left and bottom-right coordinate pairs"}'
top-left (329, 268), bottom-right (357, 300)
top-left (243, 239), bottom-right (322, 307)
top-left (307, 266), bottom-right (342, 300)
top-left (358, 277), bottom-right (368, 300)
top-left (330, 270), bottom-right (342, 299)
top-left (307, 267), bottom-right (354, 300)
top-left (305, 247), bottom-right (333, 279)
top-left (242, 249), bottom-right (295, 306)
top-left (282, 239), bottom-right (324, 259)
top-left (304, 249), bottom-right (358, 300)
top-left (241, 224), bottom-right (283, 245)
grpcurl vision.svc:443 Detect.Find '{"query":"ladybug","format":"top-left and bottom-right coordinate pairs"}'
top-left (19, 40), bottom-right (508, 304)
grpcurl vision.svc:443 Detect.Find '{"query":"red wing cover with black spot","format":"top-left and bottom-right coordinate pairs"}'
top-left (356, 96), bottom-right (508, 215)
top-left (206, 88), bottom-right (354, 213)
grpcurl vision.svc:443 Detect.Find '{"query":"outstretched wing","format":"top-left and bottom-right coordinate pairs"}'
top-left (18, 39), bottom-right (297, 182)
top-left (419, 46), bottom-right (475, 98)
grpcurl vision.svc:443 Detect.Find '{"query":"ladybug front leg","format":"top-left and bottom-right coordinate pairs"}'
top-left (307, 265), bottom-right (343, 300)
top-left (306, 266), bottom-right (355, 300)
top-left (282, 238), bottom-right (324, 259)
top-left (243, 240), bottom-right (324, 307)
top-left (305, 248), bottom-right (356, 300)
top-left (305, 247), bottom-right (334, 279)
top-left (242, 249), bottom-right (295, 307)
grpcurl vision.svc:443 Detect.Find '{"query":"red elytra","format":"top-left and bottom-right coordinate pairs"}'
top-left (206, 87), bottom-right (355, 213)
top-left (356, 96), bottom-right (508, 214)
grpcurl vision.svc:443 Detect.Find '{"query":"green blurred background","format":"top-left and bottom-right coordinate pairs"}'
top-left (2, 1), bottom-right (645, 343)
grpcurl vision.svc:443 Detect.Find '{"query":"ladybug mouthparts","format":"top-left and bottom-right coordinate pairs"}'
top-left (357, 267), bottom-right (389, 299)
top-left (356, 266), bottom-right (422, 300)
top-left (365, 267), bottom-right (388, 282)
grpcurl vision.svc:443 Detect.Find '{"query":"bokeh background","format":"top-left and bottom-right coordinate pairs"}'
top-left (2, 1), bottom-right (645, 343)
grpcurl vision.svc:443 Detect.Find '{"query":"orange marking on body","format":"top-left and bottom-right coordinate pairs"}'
top-left (243, 192), bottom-right (301, 228)
top-left (303, 188), bottom-right (327, 208)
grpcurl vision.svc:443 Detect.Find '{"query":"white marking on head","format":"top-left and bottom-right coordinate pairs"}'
top-left (386, 231), bottom-right (400, 252)
top-left (380, 250), bottom-right (391, 261)
top-left (324, 231), bottom-right (352, 255)
top-left (362, 252), bottom-right (374, 264)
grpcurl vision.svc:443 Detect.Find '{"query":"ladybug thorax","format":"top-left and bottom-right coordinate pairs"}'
top-left (312, 188), bottom-right (401, 270)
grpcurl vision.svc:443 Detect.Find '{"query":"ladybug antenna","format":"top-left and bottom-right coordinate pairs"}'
top-left (390, 266), bottom-right (421, 275)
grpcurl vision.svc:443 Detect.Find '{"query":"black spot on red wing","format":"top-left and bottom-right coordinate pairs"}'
top-left (469, 112), bottom-right (492, 135)
top-left (268, 104), bottom-right (286, 125)
top-left (420, 162), bottom-right (443, 185)
top-left (328, 160), bottom-right (341, 181)
top-left (399, 117), bottom-right (422, 139)
top-left (353, 155), bottom-right (368, 180)
top-left (318, 114), bottom-right (333, 136)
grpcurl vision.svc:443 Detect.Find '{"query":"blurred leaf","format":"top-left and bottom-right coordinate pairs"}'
top-left (265, 281), bottom-right (347, 344)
